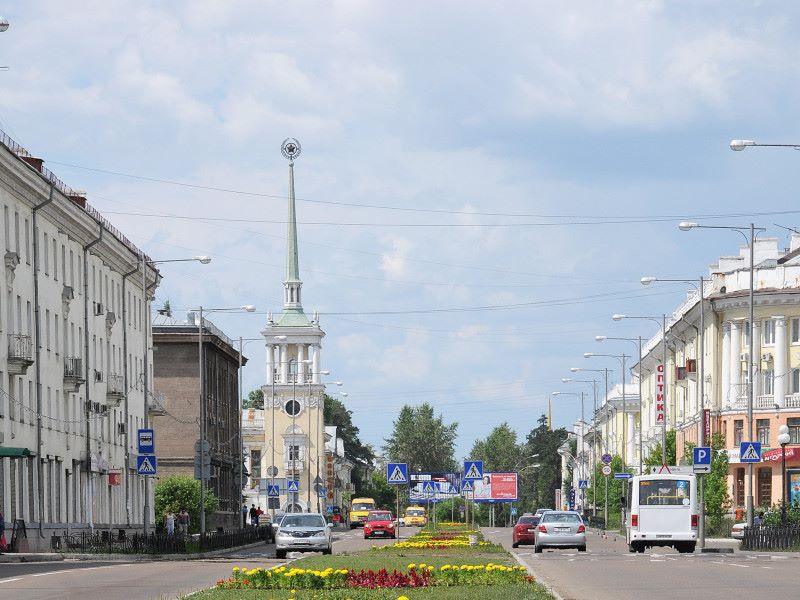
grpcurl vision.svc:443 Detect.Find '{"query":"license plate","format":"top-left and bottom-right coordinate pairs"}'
top-left (656, 534), bottom-right (672, 539)
top-left (527, 528), bottom-right (536, 532)
top-left (555, 527), bottom-right (570, 532)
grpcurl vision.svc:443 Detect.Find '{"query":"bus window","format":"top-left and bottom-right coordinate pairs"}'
top-left (638, 479), bottom-right (691, 506)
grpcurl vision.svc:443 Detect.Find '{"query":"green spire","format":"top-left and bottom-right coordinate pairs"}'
top-left (285, 160), bottom-right (300, 283)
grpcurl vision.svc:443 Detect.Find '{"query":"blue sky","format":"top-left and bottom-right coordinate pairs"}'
top-left (2, 1), bottom-right (800, 459)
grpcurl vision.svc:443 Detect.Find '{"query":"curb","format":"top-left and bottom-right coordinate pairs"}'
top-left (509, 550), bottom-right (564, 600)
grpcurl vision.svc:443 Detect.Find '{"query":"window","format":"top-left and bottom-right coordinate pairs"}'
top-left (791, 369), bottom-right (800, 395)
top-left (734, 420), bottom-right (744, 446)
top-left (792, 318), bottom-right (800, 344)
top-left (284, 399), bottom-right (301, 416)
top-left (288, 444), bottom-right (301, 461)
top-left (250, 450), bottom-right (261, 488)
top-left (763, 320), bottom-right (775, 345)
top-left (758, 467), bottom-right (772, 508)
top-left (762, 369), bottom-right (774, 395)
top-left (3, 206), bottom-right (8, 251)
top-left (45, 309), bottom-right (50, 350)
top-left (638, 479), bottom-right (690, 506)
top-left (789, 418), bottom-right (800, 445)
top-left (52, 239), bottom-right (57, 281)
top-left (757, 418), bottom-right (770, 445)
top-left (43, 232), bottom-right (49, 275)
top-left (24, 218), bottom-right (30, 264)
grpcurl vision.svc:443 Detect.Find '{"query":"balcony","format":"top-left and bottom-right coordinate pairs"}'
top-left (285, 460), bottom-right (304, 474)
top-left (64, 357), bottom-right (86, 392)
top-left (8, 334), bottom-right (33, 375)
top-left (786, 394), bottom-right (800, 409)
top-left (106, 374), bottom-right (125, 406)
top-left (756, 395), bottom-right (776, 409)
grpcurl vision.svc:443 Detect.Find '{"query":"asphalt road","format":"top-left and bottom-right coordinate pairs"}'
top-left (0, 525), bottom-right (401, 600)
top-left (483, 527), bottom-right (800, 600)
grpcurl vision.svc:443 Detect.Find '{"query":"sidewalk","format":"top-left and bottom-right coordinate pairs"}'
top-left (0, 540), bottom-right (272, 563)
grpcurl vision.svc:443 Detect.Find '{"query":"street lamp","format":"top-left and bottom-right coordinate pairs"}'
top-left (679, 221), bottom-right (766, 528)
top-left (779, 424), bottom-right (791, 527)
top-left (236, 336), bottom-right (264, 528)
top-left (729, 139), bottom-right (800, 151)
top-left (300, 358), bottom-right (334, 512)
top-left (585, 351), bottom-right (629, 471)
top-left (553, 390), bottom-right (586, 512)
top-left (563, 377), bottom-right (599, 517)
top-left (136, 255), bottom-right (210, 535)
top-left (194, 304), bottom-right (256, 536)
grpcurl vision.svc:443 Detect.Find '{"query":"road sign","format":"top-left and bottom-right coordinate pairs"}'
top-left (136, 455), bottom-right (157, 476)
top-left (267, 484), bottom-right (280, 497)
top-left (578, 479), bottom-right (588, 489)
top-left (693, 446), bottom-right (712, 474)
top-left (314, 475), bottom-right (323, 485)
top-left (137, 429), bottom-right (154, 455)
top-left (613, 472), bottom-right (632, 480)
top-left (740, 441), bottom-right (762, 463)
top-left (649, 465), bottom-right (694, 475)
top-left (318, 487), bottom-right (327, 498)
top-left (461, 480), bottom-right (473, 493)
top-left (510, 507), bottom-right (517, 516)
top-left (601, 453), bottom-right (612, 465)
top-left (464, 460), bottom-right (483, 480)
top-left (287, 480), bottom-right (300, 492)
top-left (601, 464), bottom-right (612, 476)
top-left (568, 488), bottom-right (576, 510)
top-left (387, 463), bottom-right (409, 485)
top-left (423, 481), bottom-right (436, 494)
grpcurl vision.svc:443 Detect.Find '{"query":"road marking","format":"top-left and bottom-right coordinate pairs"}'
top-left (0, 578), bottom-right (22, 584)
top-left (728, 563), bottom-right (749, 568)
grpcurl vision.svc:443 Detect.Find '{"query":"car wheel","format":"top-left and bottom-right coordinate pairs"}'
top-left (512, 541), bottom-right (519, 548)
top-left (323, 546), bottom-right (332, 555)
top-left (275, 549), bottom-right (287, 559)
top-left (534, 545), bottom-right (543, 554)
top-left (578, 545), bottom-right (587, 552)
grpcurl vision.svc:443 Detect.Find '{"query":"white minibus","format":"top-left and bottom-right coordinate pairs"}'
top-left (624, 473), bottom-right (698, 553)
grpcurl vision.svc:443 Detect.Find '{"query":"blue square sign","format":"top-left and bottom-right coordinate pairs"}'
top-left (137, 428), bottom-right (155, 455)
top-left (740, 441), bottom-right (762, 463)
top-left (693, 446), bottom-right (711, 465)
top-left (386, 463), bottom-right (408, 485)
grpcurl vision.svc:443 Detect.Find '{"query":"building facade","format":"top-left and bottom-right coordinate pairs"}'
top-left (152, 319), bottom-right (246, 529)
top-left (0, 131), bottom-right (159, 550)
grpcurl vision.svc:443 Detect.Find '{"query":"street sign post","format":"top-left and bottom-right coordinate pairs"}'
top-left (601, 453), bottom-right (612, 465)
top-left (137, 429), bottom-right (154, 455)
top-left (693, 446), bottom-right (712, 474)
top-left (601, 464), bottom-right (612, 476)
top-left (578, 480), bottom-right (588, 489)
top-left (740, 441), bottom-right (762, 463)
top-left (387, 463), bottom-right (409, 485)
top-left (613, 472), bottom-right (632, 480)
top-left (193, 439), bottom-right (211, 480)
top-left (463, 460), bottom-right (483, 480)
top-left (287, 480), bottom-right (300, 492)
top-left (267, 484), bottom-right (280, 497)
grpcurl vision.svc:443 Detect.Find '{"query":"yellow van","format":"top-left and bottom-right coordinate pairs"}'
top-left (404, 505), bottom-right (427, 527)
top-left (348, 497), bottom-right (376, 528)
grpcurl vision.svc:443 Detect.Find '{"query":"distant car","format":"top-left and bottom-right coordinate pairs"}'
top-left (535, 511), bottom-right (586, 553)
top-left (274, 512), bottom-right (333, 559)
top-left (363, 510), bottom-right (396, 539)
top-left (731, 522), bottom-right (746, 540)
top-left (534, 508), bottom-right (552, 517)
top-left (512, 514), bottom-right (540, 548)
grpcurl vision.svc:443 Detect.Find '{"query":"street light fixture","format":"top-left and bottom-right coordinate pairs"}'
top-left (585, 351), bottom-right (630, 471)
top-left (730, 139), bottom-right (800, 151)
top-left (553, 390), bottom-right (587, 512)
top-left (0, 17), bottom-right (9, 32)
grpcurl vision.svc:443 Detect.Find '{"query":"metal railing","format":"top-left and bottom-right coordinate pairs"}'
top-left (786, 394), bottom-right (800, 409)
top-left (8, 333), bottom-right (32, 360)
top-left (741, 525), bottom-right (800, 551)
top-left (64, 357), bottom-right (84, 378)
top-left (107, 374), bottom-right (125, 395)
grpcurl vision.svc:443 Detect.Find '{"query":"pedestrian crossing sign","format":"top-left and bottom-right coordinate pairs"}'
top-left (386, 463), bottom-right (409, 485)
top-left (267, 484), bottom-right (280, 497)
top-left (740, 441), bottom-right (762, 463)
top-left (287, 479), bottom-right (300, 492)
top-left (463, 460), bottom-right (483, 481)
top-left (461, 480), bottom-right (473, 492)
top-left (136, 455), bottom-right (157, 476)
top-left (423, 481), bottom-right (436, 494)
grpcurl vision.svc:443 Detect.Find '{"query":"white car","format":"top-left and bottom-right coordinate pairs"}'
top-left (731, 522), bottom-right (746, 540)
top-left (275, 513), bottom-right (333, 559)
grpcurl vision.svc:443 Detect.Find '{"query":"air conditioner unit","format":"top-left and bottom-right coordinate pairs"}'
top-left (761, 353), bottom-right (772, 362)
top-left (94, 302), bottom-right (104, 316)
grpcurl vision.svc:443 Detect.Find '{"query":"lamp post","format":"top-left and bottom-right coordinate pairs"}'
top-left (138, 255), bottom-right (210, 535)
top-left (553, 390), bottom-right (586, 512)
top-left (299, 358), bottom-right (335, 512)
top-left (729, 139), bottom-right (800, 151)
top-left (779, 425), bottom-right (791, 527)
top-left (194, 304), bottom-right (256, 536)
top-left (679, 221), bottom-right (766, 527)
top-left (0, 17), bottom-right (8, 72)
top-left (584, 352), bottom-right (629, 471)
top-left (563, 377), bottom-right (598, 517)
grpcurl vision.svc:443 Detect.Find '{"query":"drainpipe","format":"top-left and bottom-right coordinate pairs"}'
top-left (83, 227), bottom-right (103, 530)
top-left (120, 261), bottom-right (140, 526)
top-left (32, 183), bottom-right (55, 538)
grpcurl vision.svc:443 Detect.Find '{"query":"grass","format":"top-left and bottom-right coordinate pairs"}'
top-left (291, 549), bottom-right (515, 572)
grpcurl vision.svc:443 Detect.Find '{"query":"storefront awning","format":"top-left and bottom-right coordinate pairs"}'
top-left (0, 447), bottom-right (31, 457)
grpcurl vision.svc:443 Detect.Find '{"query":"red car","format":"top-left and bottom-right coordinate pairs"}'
top-left (512, 514), bottom-right (540, 548)
top-left (363, 510), bottom-right (396, 539)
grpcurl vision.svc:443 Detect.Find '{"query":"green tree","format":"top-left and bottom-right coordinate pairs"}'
top-left (469, 423), bottom-right (521, 473)
top-left (324, 394), bottom-right (374, 491)
top-left (359, 471), bottom-right (396, 511)
top-left (586, 454), bottom-right (629, 528)
top-left (242, 388), bottom-right (264, 409)
top-left (154, 475), bottom-right (217, 533)
top-left (523, 415), bottom-right (568, 511)
top-left (643, 430), bottom-right (677, 469)
top-left (383, 403), bottom-right (458, 472)
top-left (683, 432), bottom-right (731, 532)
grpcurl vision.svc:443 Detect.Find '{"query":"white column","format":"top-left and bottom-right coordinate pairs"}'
top-left (273, 346), bottom-right (280, 384)
top-left (280, 344), bottom-right (288, 384)
top-left (627, 413), bottom-right (635, 466)
top-left (721, 322), bottom-right (731, 409)
top-left (266, 344), bottom-right (274, 385)
top-left (730, 320), bottom-right (742, 405)
top-left (297, 344), bottom-right (305, 383)
top-left (774, 316), bottom-right (788, 407)
top-left (312, 344), bottom-right (320, 384)
top-left (752, 320), bottom-right (761, 399)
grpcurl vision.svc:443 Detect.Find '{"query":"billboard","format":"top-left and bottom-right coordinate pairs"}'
top-left (409, 472), bottom-right (461, 503)
top-left (471, 472), bottom-right (518, 502)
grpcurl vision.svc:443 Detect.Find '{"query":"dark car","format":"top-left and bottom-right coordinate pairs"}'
top-left (512, 514), bottom-right (540, 548)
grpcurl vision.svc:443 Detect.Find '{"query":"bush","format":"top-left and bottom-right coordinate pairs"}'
top-left (154, 475), bottom-right (218, 533)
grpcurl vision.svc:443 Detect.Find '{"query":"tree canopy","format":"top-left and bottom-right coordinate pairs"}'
top-left (383, 403), bottom-right (458, 472)
top-left (242, 388), bottom-right (264, 409)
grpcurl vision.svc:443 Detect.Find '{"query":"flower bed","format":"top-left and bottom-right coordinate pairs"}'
top-left (216, 563), bottom-right (532, 591)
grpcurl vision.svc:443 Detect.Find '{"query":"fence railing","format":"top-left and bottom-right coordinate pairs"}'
top-left (8, 334), bottom-right (32, 360)
top-left (54, 526), bottom-right (272, 554)
top-left (741, 525), bottom-right (800, 550)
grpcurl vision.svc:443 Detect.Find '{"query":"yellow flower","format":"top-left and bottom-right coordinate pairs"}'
top-left (397, 596), bottom-right (411, 600)
top-left (291, 590), bottom-right (297, 594)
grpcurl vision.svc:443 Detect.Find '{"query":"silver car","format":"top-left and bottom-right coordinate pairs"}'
top-left (275, 513), bottom-right (333, 559)
top-left (534, 511), bottom-right (586, 553)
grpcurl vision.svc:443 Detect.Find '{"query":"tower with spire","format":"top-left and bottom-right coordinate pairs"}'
top-left (259, 139), bottom-right (327, 513)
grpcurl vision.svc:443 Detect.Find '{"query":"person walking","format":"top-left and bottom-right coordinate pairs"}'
top-left (178, 508), bottom-right (190, 535)
top-left (165, 510), bottom-right (175, 536)
top-left (241, 503), bottom-right (248, 527)
top-left (249, 504), bottom-right (258, 527)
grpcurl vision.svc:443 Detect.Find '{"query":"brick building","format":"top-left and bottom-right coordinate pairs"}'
top-left (152, 318), bottom-right (246, 530)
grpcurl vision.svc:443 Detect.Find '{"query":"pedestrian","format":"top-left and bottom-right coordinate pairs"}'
top-left (178, 508), bottom-right (190, 535)
top-left (249, 504), bottom-right (258, 527)
top-left (165, 510), bottom-right (175, 536)
top-left (241, 503), bottom-right (248, 526)
top-left (256, 506), bottom-right (264, 526)
top-left (754, 511), bottom-right (763, 526)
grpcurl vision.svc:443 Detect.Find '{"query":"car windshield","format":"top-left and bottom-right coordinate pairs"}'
top-left (517, 516), bottom-right (538, 525)
top-left (368, 512), bottom-right (392, 521)
top-left (541, 513), bottom-right (581, 524)
top-left (352, 503), bottom-right (374, 511)
top-left (281, 515), bottom-right (326, 528)
top-left (638, 479), bottom-right (690, 506)
top-left (407, 510), bottom-right (425, 516)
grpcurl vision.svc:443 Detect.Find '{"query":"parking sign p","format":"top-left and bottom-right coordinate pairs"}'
top-left (693, 446), bottom-right (711, 465)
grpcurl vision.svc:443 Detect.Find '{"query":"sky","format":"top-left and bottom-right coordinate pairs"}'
top-left (2, 1), bottom-right (800, 460)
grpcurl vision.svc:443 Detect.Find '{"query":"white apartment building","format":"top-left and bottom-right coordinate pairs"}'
top-left (0, 132), bottom-right (159, 550)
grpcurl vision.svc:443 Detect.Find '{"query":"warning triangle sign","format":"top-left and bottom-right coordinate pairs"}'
top-left (658, 464), bottom-right (671, 474)
top-left (388, 465), bottom-right (407, 483)
top-left (139, 457), bottom-right (156, 474)
top-left (423, 481), bottom-right (435, 493)
top-left (461, 481), bottom-right (473, 492)
top-left (741, 444), bottom-right (760, 461)
top-left (465, 462), bottom-right (482, 479)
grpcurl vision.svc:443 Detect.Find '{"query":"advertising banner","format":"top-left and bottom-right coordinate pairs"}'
top-left (409, 472), bottom-right (461, 503)
top-left (788, 469), bottom-right (800, 507)
top-left (472, 472), bottom-right (518, 503)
